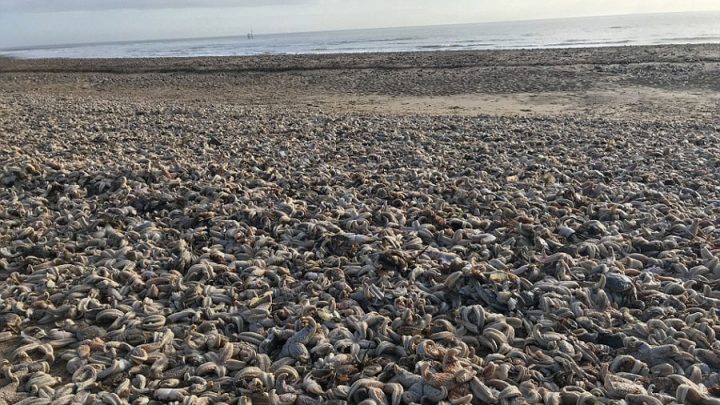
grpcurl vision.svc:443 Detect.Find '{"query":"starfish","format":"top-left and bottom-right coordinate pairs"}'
top-left (0, 381), bottom-right (22, 405)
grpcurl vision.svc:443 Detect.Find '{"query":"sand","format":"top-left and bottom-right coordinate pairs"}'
top-left (1, 44), bottom-right (718, 118)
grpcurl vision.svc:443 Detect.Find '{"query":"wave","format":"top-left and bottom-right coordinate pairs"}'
top-left (544, 39), bottom-right (632, 47)
top-left (326, 37), bottom-right (420, 46)
top-left (658, 35), bottom-right (720, 42)
top-left (416, 42), bottom-right (495, 50)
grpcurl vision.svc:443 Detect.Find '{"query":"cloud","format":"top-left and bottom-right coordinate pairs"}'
top-left (0, 0), bottom-right (309, 12)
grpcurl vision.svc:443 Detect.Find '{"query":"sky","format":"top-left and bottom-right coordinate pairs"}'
top-left (1, 0), bottom-right (719, 48)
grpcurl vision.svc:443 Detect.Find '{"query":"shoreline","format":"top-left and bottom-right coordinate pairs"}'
top-left (2, 44), bottom-right (720, 73)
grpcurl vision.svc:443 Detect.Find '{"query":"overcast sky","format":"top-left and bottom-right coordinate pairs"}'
top-left (1, 0), bottom-right (718, 48)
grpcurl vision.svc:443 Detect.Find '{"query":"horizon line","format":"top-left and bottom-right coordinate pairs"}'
top-left (1, 9), bottom-right (716, 51)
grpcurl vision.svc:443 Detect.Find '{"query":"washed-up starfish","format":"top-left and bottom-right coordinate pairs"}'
top-left (0, 381), bottom-right (21, 405)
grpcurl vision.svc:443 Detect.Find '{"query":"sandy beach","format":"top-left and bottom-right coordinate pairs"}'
top-left (1, 44), bottom-right (720, 404)
top-left (1, 44), bottom-right (719, 117)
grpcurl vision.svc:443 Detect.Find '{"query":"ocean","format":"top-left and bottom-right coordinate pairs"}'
top-left (2, 11), bottom-right (719, 59)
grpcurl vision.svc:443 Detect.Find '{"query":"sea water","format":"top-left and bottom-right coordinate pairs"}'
top-left (2, 11), bottom-right (719, 59)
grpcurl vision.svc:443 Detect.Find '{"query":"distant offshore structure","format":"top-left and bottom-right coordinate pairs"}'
top-left (247, 29), bottom-right (255, 40)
